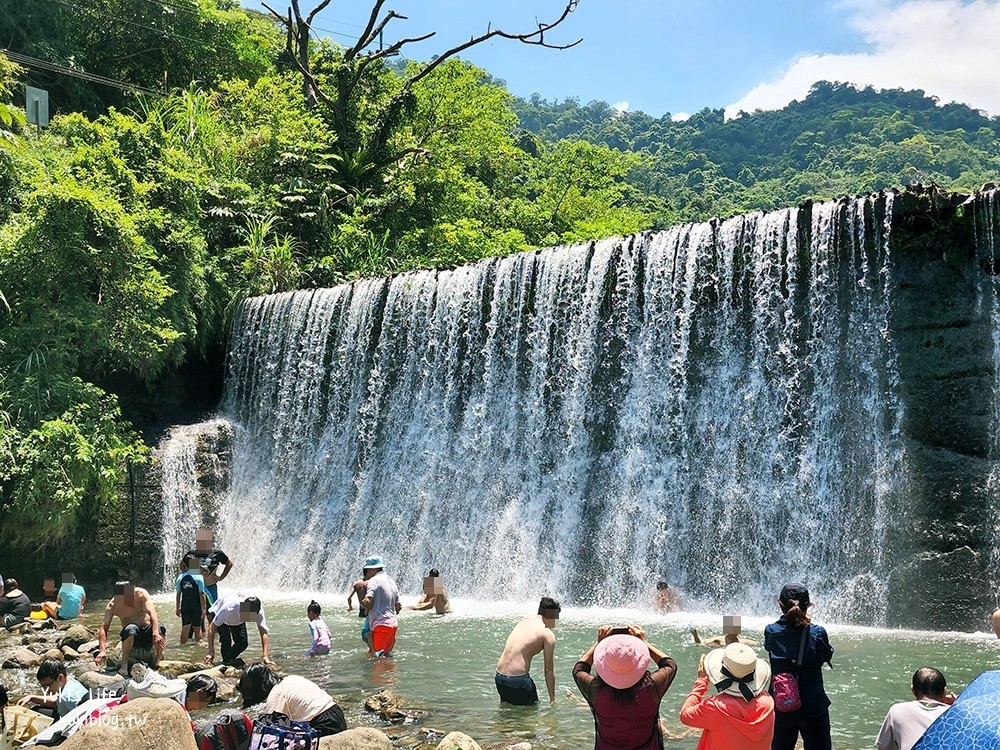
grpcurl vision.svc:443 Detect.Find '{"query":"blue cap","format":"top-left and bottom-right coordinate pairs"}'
top-left (363, 556), bottom-right (385, 570)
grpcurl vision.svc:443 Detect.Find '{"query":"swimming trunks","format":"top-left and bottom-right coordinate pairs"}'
top-left (495, 671), bottom-right (539, 705)
top-left (371, 625), bottom-right (397, 657)
top-left (120, 622), bottom-right (167, 648)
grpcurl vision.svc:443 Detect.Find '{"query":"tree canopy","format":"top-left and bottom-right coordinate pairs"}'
top-left (0, 1), bottom-right (998, 550)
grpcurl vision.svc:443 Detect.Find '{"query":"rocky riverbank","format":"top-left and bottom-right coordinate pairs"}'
top-left (0, 621), bottom-right (534, 750)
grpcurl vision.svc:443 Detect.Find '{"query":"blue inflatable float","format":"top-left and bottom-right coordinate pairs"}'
top-left (913, 670), bottom-right (1000, 749)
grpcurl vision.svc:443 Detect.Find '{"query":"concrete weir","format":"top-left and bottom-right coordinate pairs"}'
top-left (157, 186), bottom-right (1000, 631)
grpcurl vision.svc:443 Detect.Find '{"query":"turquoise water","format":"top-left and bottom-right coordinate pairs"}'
top-left (139, 593), bottom-right (1000, 749)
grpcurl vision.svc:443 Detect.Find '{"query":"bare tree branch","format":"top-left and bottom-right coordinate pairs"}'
top-left (406, 0), bottom-right (581, 89)
top-left (345, 0), bottom-right (390, 60)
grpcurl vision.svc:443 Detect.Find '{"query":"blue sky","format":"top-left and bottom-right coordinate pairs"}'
top-left (242, 0), bottom-right (1000, 119)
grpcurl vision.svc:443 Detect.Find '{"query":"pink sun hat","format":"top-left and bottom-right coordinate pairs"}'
top-left (594, 634), bottom-right (650, 689)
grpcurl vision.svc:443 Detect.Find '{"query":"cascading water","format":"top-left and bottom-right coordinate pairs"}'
top-left (204, 193), bottom-right (913, 623)
top-left (156, 419), bottom-right (233, 583)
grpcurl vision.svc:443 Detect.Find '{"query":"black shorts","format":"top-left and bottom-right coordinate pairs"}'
top-left (495, 671), bottom-right (539, 705)
top-left (120, 622), bottom-right (167, 648)
top-left (309, 704), bottom-right (347, 737)
top-left (180, 606), bottom-right (203, 628)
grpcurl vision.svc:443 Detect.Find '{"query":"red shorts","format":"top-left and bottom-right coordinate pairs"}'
top-left (371, 625), bottom-right (397, 655)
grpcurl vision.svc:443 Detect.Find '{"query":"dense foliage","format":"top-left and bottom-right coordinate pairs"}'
top-left (514, 81), bottom-right (1000, 225)
top-left (0, 0), bottom-right (998, 551)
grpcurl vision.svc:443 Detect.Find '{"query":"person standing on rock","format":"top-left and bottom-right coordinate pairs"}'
top-left (204, 591), bottom-right (273, 667)
top-left (187, 528), bottom-right (233, 605)
top-left (495, 597), bottom-right (561, 705)
top-left (361, 556), bottom-right (401, 658)
top-left (96, 581), bottom-right (166, 676)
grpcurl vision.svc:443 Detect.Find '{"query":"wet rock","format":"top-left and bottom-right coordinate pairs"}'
top-left (318, 728), bottom-right (393, 750)
top-left (77, 640), bottom-right (99, 654)
top-left (2, 647), bottom-right (43, 668)
top-left (157, 660), bottom-right (207, 678)
top-left (60, 697), bottom-right (197, 750)
top-left (62, 646), bottom-right (81, 660)
top-left (43, 648), bottom-right (64, 662)
top-left (435, 733), bottom-right (481, 750)
top-left (77, 671), bottom-right (126, 689)
top-left (362, 690), bottom-right (430, 724)
top-left (60, 625), bottom-right (93, 650)
top-left (365, 691), bottom-right (404, 715)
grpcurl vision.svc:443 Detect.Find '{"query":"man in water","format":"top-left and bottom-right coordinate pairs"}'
top-left (186, 528), bottom-right (233, 604)
top-left (361, 556), bottom-right (401, 657)
top-left (494, 597), bottom-right (560, 705)
top-left (876, 667), bottom-right (956, 750)
top-left (96, 581), bottom-right (166, 676)
top-left (406, 568), bottom-right (452, 614)
top-left (653, 580), bottom-right (681, 612)
top-left (204, 591), bottom-right (273, 667)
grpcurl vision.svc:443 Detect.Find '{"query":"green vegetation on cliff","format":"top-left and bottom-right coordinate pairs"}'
top-left (0, 0), bottom-right (998, 552)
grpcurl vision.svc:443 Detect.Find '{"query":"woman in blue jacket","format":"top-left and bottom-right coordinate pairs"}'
top-left (763, 583), bottom-right (834, 750)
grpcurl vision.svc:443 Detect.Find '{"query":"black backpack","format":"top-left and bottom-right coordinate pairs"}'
top-left (195, 709), bottom-right (253, 750)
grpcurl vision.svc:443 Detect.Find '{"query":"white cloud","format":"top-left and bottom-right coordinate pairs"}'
top-left (726, 0), bottom-right (1000, 118)
top-left (613, 100), bottom-right (629, 113)
top-left (672, 112), bottom-right (691, 122)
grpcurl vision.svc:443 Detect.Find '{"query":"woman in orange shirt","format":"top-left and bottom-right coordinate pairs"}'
top-left (679, 642), bottom-right (775, 750)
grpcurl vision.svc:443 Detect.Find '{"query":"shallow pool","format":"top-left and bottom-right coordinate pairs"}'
top-left (144, 594), bottom-right (1000, 748)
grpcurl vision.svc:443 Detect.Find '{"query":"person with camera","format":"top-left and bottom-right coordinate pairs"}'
top-left (572, 624), bottom-right (677, 750)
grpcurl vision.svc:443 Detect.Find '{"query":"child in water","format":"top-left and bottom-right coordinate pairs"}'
top-left (306, 600), bottom-right (332, 657)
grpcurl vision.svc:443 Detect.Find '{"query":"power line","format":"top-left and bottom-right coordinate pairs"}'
top-left (50, 0), bottom-right (210, 47)
top-left (3, 49), bottom-right (162, 96)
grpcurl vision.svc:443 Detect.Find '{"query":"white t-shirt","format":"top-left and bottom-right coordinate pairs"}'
top-left (365, 571), bottom-right (399, 629)
top-left (208, 592), bottom-right (268, 632)
top-left (264, 675), bottom-right (335, 721)
top-left (876, 699), bottom-right (950, 750)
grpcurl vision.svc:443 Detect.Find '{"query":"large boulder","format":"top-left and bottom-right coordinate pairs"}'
top-left (319, 728), bottom-right (393, 750)
top-left (60, 625), bottom-right (93, 650)
top-left (435, 733), bottom-right (482, 750)
top-left (2, 647), bottom-right (43, 669)
top-left (60, 697), bottom-right (197, 750)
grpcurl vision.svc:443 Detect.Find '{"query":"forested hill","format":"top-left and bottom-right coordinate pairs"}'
top-left (2, 0), bottom-right (1000, 569)
top-left (513, 81), bottom-right (1000, 225)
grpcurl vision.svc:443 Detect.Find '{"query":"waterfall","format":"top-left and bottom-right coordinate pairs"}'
top-left (207, 193), bottom-right (916, 623)
top-left (155, 419), bottom-right (234, 583)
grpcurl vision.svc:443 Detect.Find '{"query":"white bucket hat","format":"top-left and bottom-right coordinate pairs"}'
top-left (704, 642), bottom-right (771, 701)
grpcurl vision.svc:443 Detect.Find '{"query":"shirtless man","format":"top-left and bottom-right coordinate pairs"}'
top-left (186, 528), bottom-right (233, 604)
top-left (495, 597), bottom-right (560, 705)
top-left (406, 569), bottom-right (452, 614)
top-left (96, 581), bottom-right (165, 676)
